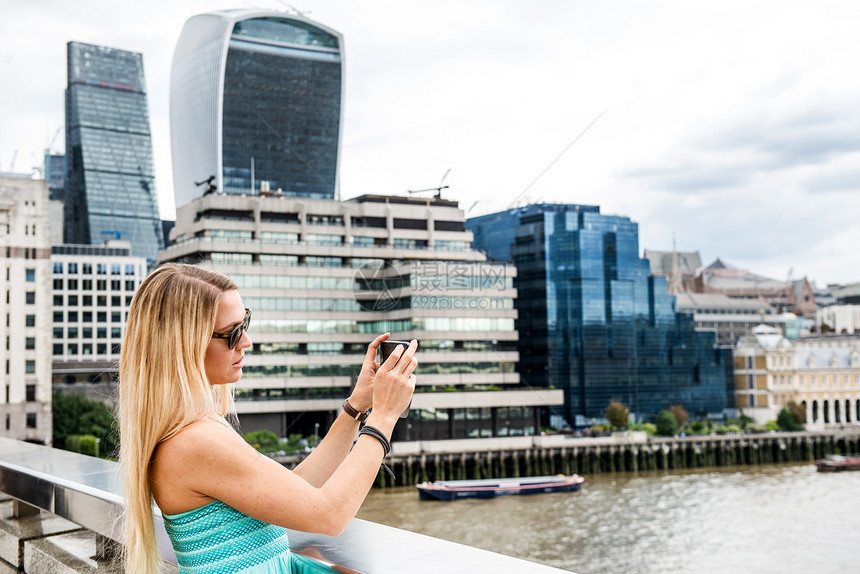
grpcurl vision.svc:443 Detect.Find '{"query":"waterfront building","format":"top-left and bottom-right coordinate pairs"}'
top-left (830, 282), bottom-right (860, 305)
top-left (50, 241), bottom-right (148, 395)
top-left (734, 326), bottom-right (860, 426)
top-left (816, 304), bottom-right (860, 335)
top-left (673, 291), bottom-right (798, 346)
top-left (170, 10), bottom-right (344, 208)
top-left (0, 174), bottom-right (52, 444)
top-left (467, 204), bottom-right (733, 427)
top-left (682, 259), bottom-right (818, 318)
top-left (64, 42), bottom-right (164, 261)
top-left (160, 192), bottom-right (562, 440)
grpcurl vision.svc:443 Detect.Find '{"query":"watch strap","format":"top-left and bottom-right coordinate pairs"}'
top-left (342, 398), bottom-right (369, 422)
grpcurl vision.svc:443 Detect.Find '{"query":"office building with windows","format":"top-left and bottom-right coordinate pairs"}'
top-left (170, 10), bottom-right (344, 208)
top-left (0, 175), bottom-right (52, 444)
top-left (64, 42), bottom-right (164, 261)
top-left (734, 326), bottom-right (860, 427)
top-left (160, 192), bottom-right (562, 440)
top-left (467, 204), bottom-right (733, 427)
top-left (50, 241), bottom-right (148, 392)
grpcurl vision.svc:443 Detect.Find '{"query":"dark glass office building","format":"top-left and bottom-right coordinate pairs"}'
top-left (467, 204), bottom-right (733, 427)
top-left (170, 10), bottom-right (344, 207)
top-left (64, 42), bottom-right (164, 261)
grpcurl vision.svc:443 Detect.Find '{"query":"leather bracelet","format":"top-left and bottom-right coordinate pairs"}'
top-left (342, 398), bottom-right (369, 422)
top-left (358, 425), bottom-right (391, 456)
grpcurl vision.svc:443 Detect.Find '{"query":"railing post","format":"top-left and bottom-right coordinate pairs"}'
top-left (11, 499), bottom-right (40, 519)
top-left (94, 534), bottom-right (123, 562)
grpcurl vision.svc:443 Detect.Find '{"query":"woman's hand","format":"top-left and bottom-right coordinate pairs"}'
top-left (348, 333), bottom-right (390, 412)
top-left (369, 339), bottom-right (417, 422)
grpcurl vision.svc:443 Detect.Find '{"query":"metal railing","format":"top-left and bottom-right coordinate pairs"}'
top-left (0, 438), bottom-right (572, 573)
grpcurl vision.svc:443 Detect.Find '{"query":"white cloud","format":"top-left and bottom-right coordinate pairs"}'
top-left (1, 0), bottom-right (860, 283)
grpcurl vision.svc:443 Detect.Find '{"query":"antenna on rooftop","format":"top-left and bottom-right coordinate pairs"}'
top-left (408, 168), bottom-right (451, 199)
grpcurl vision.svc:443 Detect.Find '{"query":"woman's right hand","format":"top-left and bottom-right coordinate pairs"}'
top-left (369, 339), bottom-right (417, 421)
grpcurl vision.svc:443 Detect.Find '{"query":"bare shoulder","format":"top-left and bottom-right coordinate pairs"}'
top-left (150, 418), bottom-right (259, 514)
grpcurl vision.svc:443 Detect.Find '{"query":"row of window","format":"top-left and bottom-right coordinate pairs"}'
top-left (54, 294), bottom-right (132, 308)
top-left (53, 262), bottom-right (139, 275)
top-left (53, 279), bottom-right (137, 291)
top-left (53, 343), bottom-right (121, 356)
top-left (53, 311), bottom-right (124, 324)
top-left (53, 326), bottom-right (122, 339)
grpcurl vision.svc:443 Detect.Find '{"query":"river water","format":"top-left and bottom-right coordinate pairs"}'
top-left (356, 463), bottom-right (859, 574)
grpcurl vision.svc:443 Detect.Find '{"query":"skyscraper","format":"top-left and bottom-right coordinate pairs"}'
top-left (64, 42), bottom-right (164, 261)
top-left (468, 204), bottom-right (733, 427)
top-left (170, 10), bottom-right (344, 208)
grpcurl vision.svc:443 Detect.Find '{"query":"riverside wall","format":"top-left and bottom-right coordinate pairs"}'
top-left (367, 429), bottom-right (860, 488)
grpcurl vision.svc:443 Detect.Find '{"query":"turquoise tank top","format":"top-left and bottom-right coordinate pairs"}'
top-left (162, 499), bottom-right (334, 574)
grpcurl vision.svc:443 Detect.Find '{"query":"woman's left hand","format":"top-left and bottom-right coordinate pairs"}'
top-left (348, 333), bottom-right (390, 412)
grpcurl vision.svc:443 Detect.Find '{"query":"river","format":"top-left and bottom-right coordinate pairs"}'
top-left (356, 463), bottom-right (859, 574)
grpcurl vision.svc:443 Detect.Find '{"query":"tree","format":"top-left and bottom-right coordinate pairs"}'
top-left (656, 410), bottom-right (679, 436)
top-left (605, 401), bottom-right (629, 430)
top-left (786, 400), bottom-right (806, 424)
top-left (52, 390), bottom-right (119, 458)
top-left (667, 405), bottom-right (688, 428)
top-left (777, 408), bottom-right (804, 431)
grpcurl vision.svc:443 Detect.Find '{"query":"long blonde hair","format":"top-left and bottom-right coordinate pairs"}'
top-left (119, 263), bottom-right (238, 573)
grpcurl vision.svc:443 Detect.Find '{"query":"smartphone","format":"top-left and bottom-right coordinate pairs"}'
top-left (379, 340), bottom-right (416, 419)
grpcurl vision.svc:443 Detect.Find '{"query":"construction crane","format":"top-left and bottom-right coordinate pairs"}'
top-left (408, 168), bottom-right (451, 199)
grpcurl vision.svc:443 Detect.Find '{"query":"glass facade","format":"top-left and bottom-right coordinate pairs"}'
top-left (64, 42), bottom-right (164, 261)
top-left (468, 204), bottom-right (733, 426)
top-left (221, 19), bottom-right (341, 197)
top-left (170, 12), bottom-right (343, 205)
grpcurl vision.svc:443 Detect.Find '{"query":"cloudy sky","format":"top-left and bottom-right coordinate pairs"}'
top-left (2, 0), bottom-right (859, 285)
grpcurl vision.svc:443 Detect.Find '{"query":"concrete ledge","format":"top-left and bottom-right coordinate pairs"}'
top-left (0, 500), bottom-right (82, 569)
top-left (24, 530), bottom-right (178, 574)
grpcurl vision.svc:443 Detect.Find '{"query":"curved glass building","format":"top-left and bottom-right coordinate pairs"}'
top-left (170, 10), bottom-right (344, 208)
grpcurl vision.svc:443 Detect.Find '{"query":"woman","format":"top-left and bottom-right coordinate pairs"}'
top-left (119, 263), bottom-right (417, 573)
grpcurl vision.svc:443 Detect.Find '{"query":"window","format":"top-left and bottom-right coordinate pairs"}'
top-left (26, 413), bottom-right (37, 429)
top-left (68, 295), bottom-right (78, 306)
top-left (97, 280), bottom-right (107, 291)
top-left (25, 268), bottom-right (35, 282)
top-left (111, 264), bottom-right (121, 275)
top-left (53, 278), bottom-right (63, 290)
top-left (53, 262), bottom-right (63, 273)
top-left (26, 292), bottom-right (35, 304)
top-left (67, 311), bottom-right (78, 322)
top-left (25, 337), bottom-right (35, 350)
top-left (111, 311), bottom-right (121, 323)
top-left (82, 263), bottom-right (92, 274)
top-left (111, 296), bottom-right (121, 307)
top-left (25, 360), bottom-right (35, 374)
top-left (97, 263), bottom-right (107, 275)
top-left (26, 385), bottom-right (36, 402)
top-left (53, 344), bottom-right (63, 355)
top-left (67, 278), bottom-right (78, 290)
top-left (53, 295), bottom-right (63, 306)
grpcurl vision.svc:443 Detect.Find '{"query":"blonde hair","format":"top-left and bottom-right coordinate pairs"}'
top-left (119, 263), bottom-right (238, 573)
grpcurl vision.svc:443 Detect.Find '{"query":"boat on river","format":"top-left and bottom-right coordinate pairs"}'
top-left (815, 454), bottom-right (860, 472)
top-left (417, 474), bottom-right (584, 501)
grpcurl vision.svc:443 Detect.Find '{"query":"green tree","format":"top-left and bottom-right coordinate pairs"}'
top-left (776, 407), bottom-right (804, 431)
top-left (656, 410), bottom-right (679, 436)
top-left (243, 430), bottom-right (280, 450)
top-left (52, 390), bottom-right (119, 458)
top-left (605, 401), bottom-right (629, 430)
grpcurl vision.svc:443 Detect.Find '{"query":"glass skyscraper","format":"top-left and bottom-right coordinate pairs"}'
top-left (170, 10), bottom-right (344, 208)
top-left (64, 42), bottom-right (164, 261)
top-left (467, 204), bottom-right (733, 427)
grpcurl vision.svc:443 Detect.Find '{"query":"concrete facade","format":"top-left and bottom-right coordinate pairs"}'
top-left (160, 192), bottom-right (563, 440)
top-left (0, 175), bottom-right (52, 444)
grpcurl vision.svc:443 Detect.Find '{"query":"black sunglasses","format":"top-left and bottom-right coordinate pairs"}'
top-left (211, 308), bottom-right (251, 350)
